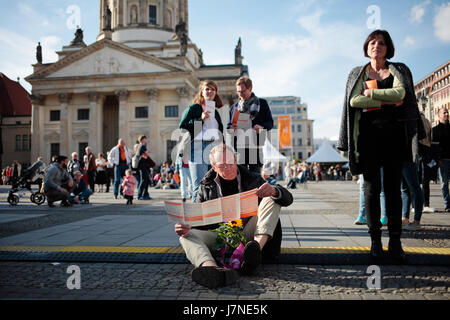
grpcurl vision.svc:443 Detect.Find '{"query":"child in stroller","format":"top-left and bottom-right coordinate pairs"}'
top-left (7, 160), bottom-right (46, 206)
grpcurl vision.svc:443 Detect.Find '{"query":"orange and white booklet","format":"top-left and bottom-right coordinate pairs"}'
top-left (165, 188), bottom-right (258, 226)
top-left (363, 79), bottom-right (381, 112)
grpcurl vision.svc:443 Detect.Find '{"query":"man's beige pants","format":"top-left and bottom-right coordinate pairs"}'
top-left (179, 197), bottom-right (281, 267)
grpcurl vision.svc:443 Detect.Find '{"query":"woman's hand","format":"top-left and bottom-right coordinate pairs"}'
top-left (253, 124), bottom-right (263, 133)
top-left (363, 89), bottom-right (371, 97)
top-left (175, 223), bottom-right (191, 237)
top-left (201, 111), bottom-right (210, 121)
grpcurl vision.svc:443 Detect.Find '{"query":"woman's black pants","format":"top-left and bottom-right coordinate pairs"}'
top-left (359, 120), bottom-right (405, 240)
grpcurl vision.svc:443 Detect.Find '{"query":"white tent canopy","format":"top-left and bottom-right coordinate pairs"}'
top-left (306, 140), bottom-right (348, 163)
top-left (263, 139), bottom-right (288, 163)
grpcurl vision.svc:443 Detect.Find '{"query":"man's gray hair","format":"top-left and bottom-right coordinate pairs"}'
top-left (209, 144), bottom-right (237, 166)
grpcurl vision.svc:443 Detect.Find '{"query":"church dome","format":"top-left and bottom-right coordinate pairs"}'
top-left (98, 0), bottom-right (188, 48)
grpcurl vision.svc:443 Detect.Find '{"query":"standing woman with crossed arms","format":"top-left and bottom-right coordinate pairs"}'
top-left (338, 30), bottom-right (424, 262)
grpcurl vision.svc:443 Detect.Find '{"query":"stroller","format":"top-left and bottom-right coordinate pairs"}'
top-left (7, 160), bottom-right (46, 206)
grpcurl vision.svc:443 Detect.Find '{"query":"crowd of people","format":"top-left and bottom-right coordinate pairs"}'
top-left (283, 161), bottom-right (351, 188)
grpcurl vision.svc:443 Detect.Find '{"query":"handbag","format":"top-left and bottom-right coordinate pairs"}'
top-left (146, 157), bottom-right (156, 168)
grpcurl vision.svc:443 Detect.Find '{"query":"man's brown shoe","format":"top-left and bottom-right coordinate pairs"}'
top-left (240, 240), bottom-right (261, 276)
top-left (191, 266), bottom-right (239, 289)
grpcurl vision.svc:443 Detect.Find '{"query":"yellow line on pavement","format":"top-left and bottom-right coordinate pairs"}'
top-left (0, 245), bottom-right (449, 255)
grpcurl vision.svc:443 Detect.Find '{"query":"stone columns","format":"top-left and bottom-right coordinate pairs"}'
top-left (118, 0), bottom-right (123, 26)
top-left (176, 86), bottom-right (191, 116)
top-left (145, 88), bottom-right (159, 116)
top-left (115, 89), bottom-right (129, 143)
top-left (162, 0), bottom-right (166, 27)
top-left (58, 93), bottom-right (72, 157)
top-left (146, 88), bottom-right (159, 154)
top-left (88, 92), bottom-right (100, 152)
top-left (30, 94), bottom-right (45, 161)
top-left (139, 0), bottom-right (147, 25)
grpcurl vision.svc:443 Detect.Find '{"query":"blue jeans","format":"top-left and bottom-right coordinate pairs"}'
top-left (68, 189), bottom-right (93, 204)
top-left (438, 159), bottom-right (450, 210)
top-left (358, 170), bottom-right (386, 218)
top-left (180, 166), bottom-right (193, 199)
top-left (189, 141), bottom-right (216, 203)
top-left (401, 162), bottom-right (424, 221)
top-left (114, 164), bottom-right (129, 197)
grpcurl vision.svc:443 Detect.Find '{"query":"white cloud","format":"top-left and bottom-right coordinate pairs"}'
top-left (409, 0), bottom-right (431, 24)
top-left (403, 36), bottom-right (415, 47)
top-left (297, 9), bottom-right (324, 31)
top-left (434, 3), bottom-right (450, 43)
top-left (248, 14), bottom-right (366, 139)
top-left (18, 2), bottom-right (51, 27)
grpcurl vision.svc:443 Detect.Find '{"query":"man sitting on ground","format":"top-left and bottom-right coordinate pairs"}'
top-left (68, 171), bottom-right (93, 204)
top-left (43, 155), bottom-right (74, 207)
top-left (174, 144), bottom-right (293, 289)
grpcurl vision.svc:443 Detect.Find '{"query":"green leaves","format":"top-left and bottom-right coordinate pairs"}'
top-left (210, 222), bottom-right (247, 251)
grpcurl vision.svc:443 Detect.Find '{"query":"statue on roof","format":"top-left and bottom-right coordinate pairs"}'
top-left (235, 37), bottom-right (243, 65)
top-left (36, 42), bottom-right (42, 64)
top-left (70, 27), bottom-right (84, 46)
top-left (175, 21), bottom-right (188, 57)
top-left (104, 6), bottom-right (112, 30)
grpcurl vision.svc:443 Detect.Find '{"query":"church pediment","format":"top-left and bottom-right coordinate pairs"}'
top-left (27, 39), bottom-right (184, 80)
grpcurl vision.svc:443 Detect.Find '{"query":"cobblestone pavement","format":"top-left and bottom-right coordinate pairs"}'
top-left (0, 262), bottom-right (449, 300)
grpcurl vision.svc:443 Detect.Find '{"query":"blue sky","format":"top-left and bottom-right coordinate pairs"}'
top-left (1, 0), bottom-right (449, 139)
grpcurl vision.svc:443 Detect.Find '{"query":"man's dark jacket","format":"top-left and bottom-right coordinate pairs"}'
top-left (432, 122), bottom-right (450, 160)
top-left (196, 165), bottom-right (293, 260)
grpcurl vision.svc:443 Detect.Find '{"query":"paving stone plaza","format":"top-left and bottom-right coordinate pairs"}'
top-left (0, 181), bottom-right (449, 300)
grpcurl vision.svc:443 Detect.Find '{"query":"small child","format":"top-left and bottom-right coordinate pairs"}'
top-left (122, 169), bottom-right (136, 205)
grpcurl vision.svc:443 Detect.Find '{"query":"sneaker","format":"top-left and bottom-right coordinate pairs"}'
top-left (380, 216), bottom-right (388, 226)
top-left (354, 216), bottom-right (367, 225)
top-left (423, 206), bottom-right (437, 213)
top-left (240, 240), bottom-right (261, 276)
top-left (60, 201), bottom-right (73, 207)
top-left (191, 266), bottom-right (239, 289)
top-left (403, 222), bottom-right (421, 231)
top-left (141, 195), bottom-right (152, 200)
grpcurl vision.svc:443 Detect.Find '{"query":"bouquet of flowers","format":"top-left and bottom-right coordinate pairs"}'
top-left (211, 219), bottom-right (247, 269)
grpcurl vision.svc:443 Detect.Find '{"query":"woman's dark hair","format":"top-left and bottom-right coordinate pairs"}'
top-left (56, 155), bottom-right (68, 163)
top-left (363, 29), bottom-right (395, 59)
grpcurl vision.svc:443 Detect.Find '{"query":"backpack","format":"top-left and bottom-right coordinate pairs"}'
top-left (131, 154), bottom-right (140, 169)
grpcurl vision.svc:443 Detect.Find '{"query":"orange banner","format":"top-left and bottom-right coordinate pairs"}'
top-left (278, 115), bottom-right (292, 148)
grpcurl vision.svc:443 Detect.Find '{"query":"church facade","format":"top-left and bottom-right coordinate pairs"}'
top-left (26, 0), bottom-right (247, 164)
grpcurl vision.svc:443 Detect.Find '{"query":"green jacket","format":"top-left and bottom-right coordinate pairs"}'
top-left (179, 103), bottom-right (224, 141)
